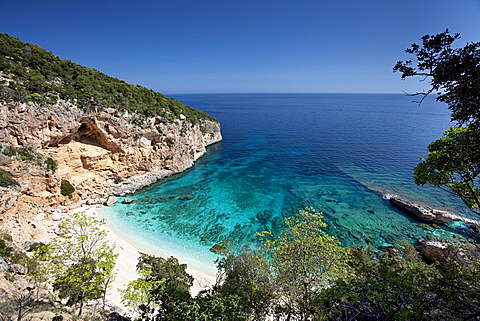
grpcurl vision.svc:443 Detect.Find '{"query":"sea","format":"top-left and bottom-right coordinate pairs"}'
top-left (97, 93), bottom-right (471, 274)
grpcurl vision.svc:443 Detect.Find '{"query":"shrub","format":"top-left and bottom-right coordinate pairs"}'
top-left (109, 173), bottom-right (123, 184)
top-left (0, 169), bottom-right (19, 187)
top-left (0, 229), bottom-right (12, 242)
top-left (2, 146), bottom-right (16, 157)
top-left (45, 157), bottom-right (57, 172)
top-left (60, 179), bottom-right (75, 196)
top-left (0, 238), bottom-right (13, 257)
top-left (17, 147), bottom-right (35, 161)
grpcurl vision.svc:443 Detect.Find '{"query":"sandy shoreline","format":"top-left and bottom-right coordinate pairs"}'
top-left (65, 205), bottom-right (216, 311)
top-left (52, 205), bottom-right (216, 310)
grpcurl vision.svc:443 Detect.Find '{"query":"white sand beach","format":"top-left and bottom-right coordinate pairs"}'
top-left (88, 206), bottom-right (217, 310)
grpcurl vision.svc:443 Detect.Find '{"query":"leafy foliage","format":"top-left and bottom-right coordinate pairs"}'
top-left (53, 258), bottom-right (104, 310)
top-left (1, 144), bottom-right (58, 172)
top-left (0, 32), bottom-right (217, 124)
top-left (46, 211), bottom-right (118, 316)
top-left (60, 179), bottom-right (75, 196)
top-left (394, 30), bottom-right (480, 215)
top-left (319, 244), bottom-right (442, 320)
top-left (414, 126), bottom-right (480, 214)
top-left (393, 29), bottom-right (480, 128)
top-left (121, 253), bottom-right (193, 320)
top-left (257, 207), bottom-right (354, 320)
top-left (0, 168), bottom-right (20, 187)
top-left (0, 238), bottom-right (13, 257)
top-left (214, 251), bottom-right (274, 319)
top-left (45, 157), bottom-right (57, 172)
top-left (0, 168), bottom-right (19, 187)
top-left (434, 260), bottom-right (480, 318)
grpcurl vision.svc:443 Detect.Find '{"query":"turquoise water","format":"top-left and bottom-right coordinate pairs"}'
top-left (98, 94), bottom-right (471, 272)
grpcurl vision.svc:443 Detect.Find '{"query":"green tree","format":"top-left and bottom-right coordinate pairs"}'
top-left (319, 244), bottom-right (441, 320)
top-left (120, 262), bottom-right (165, 317)
top-left (46, 211), bottom-right (117, 316)
top-left (394, 29), bottom-right (480, 215)
top-left (414, 126), bottom-right (480, 214)
top-left (257, 207), bottom-right (353, 321)
top-left (187, 291), bottom-right (248, 321)
top-left (435, 260), bottom-right (480, 318)
top-left (214, 251), bottom-right (274, 320)
top-left (53, 258), bottom-right (104, 316)
top-left (121, 253), bottom-right (193, 320)
top-left (393, 29), bottom-right (480, 127)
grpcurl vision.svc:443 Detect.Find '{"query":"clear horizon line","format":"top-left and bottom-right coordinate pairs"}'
top-left (166, 92), bottom-right (407, 96)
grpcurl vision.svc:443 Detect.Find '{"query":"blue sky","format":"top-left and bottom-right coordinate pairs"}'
top-left (1, 0), bottom-right (479, 94)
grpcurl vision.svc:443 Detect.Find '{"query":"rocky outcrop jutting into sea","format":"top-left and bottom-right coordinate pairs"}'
top-left (389, 196), bottom-right (480, 229)
top-left (0, 100), bottom-right (222, 200)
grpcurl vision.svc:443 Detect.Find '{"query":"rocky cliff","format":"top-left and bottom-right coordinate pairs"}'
top-left (0, 99), bottom-right (221, 208)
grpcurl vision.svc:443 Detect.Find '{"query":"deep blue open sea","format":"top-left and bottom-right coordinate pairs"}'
top-left (98, 93), bottom-right (470, 273)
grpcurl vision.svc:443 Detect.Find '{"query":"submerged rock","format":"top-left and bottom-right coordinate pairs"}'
top-left (256, 210), bottom-right (272, 225)
top-left (179, 194), bottom-right (195, 201)
top-left (122, 198), bottom-right (135, 204)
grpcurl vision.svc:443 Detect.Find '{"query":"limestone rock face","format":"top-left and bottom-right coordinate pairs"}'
top-left (0, 100), bottom-right (222, 199)
top-left (418, 240), bottom-right (480, 266)
top-left (418, 240), bottom-right (450, 262)
top-left (389, 196), bottom-right (480, 228)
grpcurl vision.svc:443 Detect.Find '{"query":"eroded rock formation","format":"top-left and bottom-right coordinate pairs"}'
top-left (0, 99), bottom-right (222, 202)
top-left (389, 196), bottom-right (480, 229)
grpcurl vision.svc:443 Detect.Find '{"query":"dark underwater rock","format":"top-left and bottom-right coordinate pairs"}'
top-left (256, 210), bottom-right (272, 225)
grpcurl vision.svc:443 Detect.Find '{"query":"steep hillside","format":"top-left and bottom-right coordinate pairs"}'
top-left (0, 33), bottom-right (221, 241)
top-left (0, 33), bottom-right (216, 123)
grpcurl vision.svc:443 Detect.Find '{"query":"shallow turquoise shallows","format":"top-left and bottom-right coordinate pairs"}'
top-left (98, 94), bottom-right (471, 273)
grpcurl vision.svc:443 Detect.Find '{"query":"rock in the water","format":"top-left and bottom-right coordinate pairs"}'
top-left (210, 243), bottom-right (226, 254)
top-left (389, 196), bottom-right (480, 228)
top-left (179, 194), bottom-right (195, 201)
top-left (418, 240), bottom-right (480, 265)
top-left (418, 240), bottom-right (449, 262)
top-left (256, 210), bottom-right (272, 225)
top-left (122, 198), bottom-right (135, 204)
top-left (105, 195), bottom-right (118, 206)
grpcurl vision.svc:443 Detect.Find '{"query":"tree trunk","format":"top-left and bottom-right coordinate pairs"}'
top-left (102, 278), bottom-right (110, 309)
top-left (16, 301), bottom-right (23, 321)
top-left (78, 296), bottom-right (84, 317)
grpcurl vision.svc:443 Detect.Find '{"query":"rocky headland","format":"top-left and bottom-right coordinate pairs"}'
top-left (389, 196), bottom-right (480, 228)
top-left (0, 98), bottom-right (221, 246)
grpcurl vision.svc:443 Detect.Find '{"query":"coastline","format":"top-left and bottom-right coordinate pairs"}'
top-left (66, 205), bottom-right (216, 311)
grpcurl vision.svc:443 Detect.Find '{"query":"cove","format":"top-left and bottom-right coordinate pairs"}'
top-left (98, 93), bottom-right (470, 273)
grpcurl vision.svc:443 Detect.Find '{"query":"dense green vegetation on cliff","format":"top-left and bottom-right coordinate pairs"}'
top-left (0, 33), bottom-right (216, 124)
